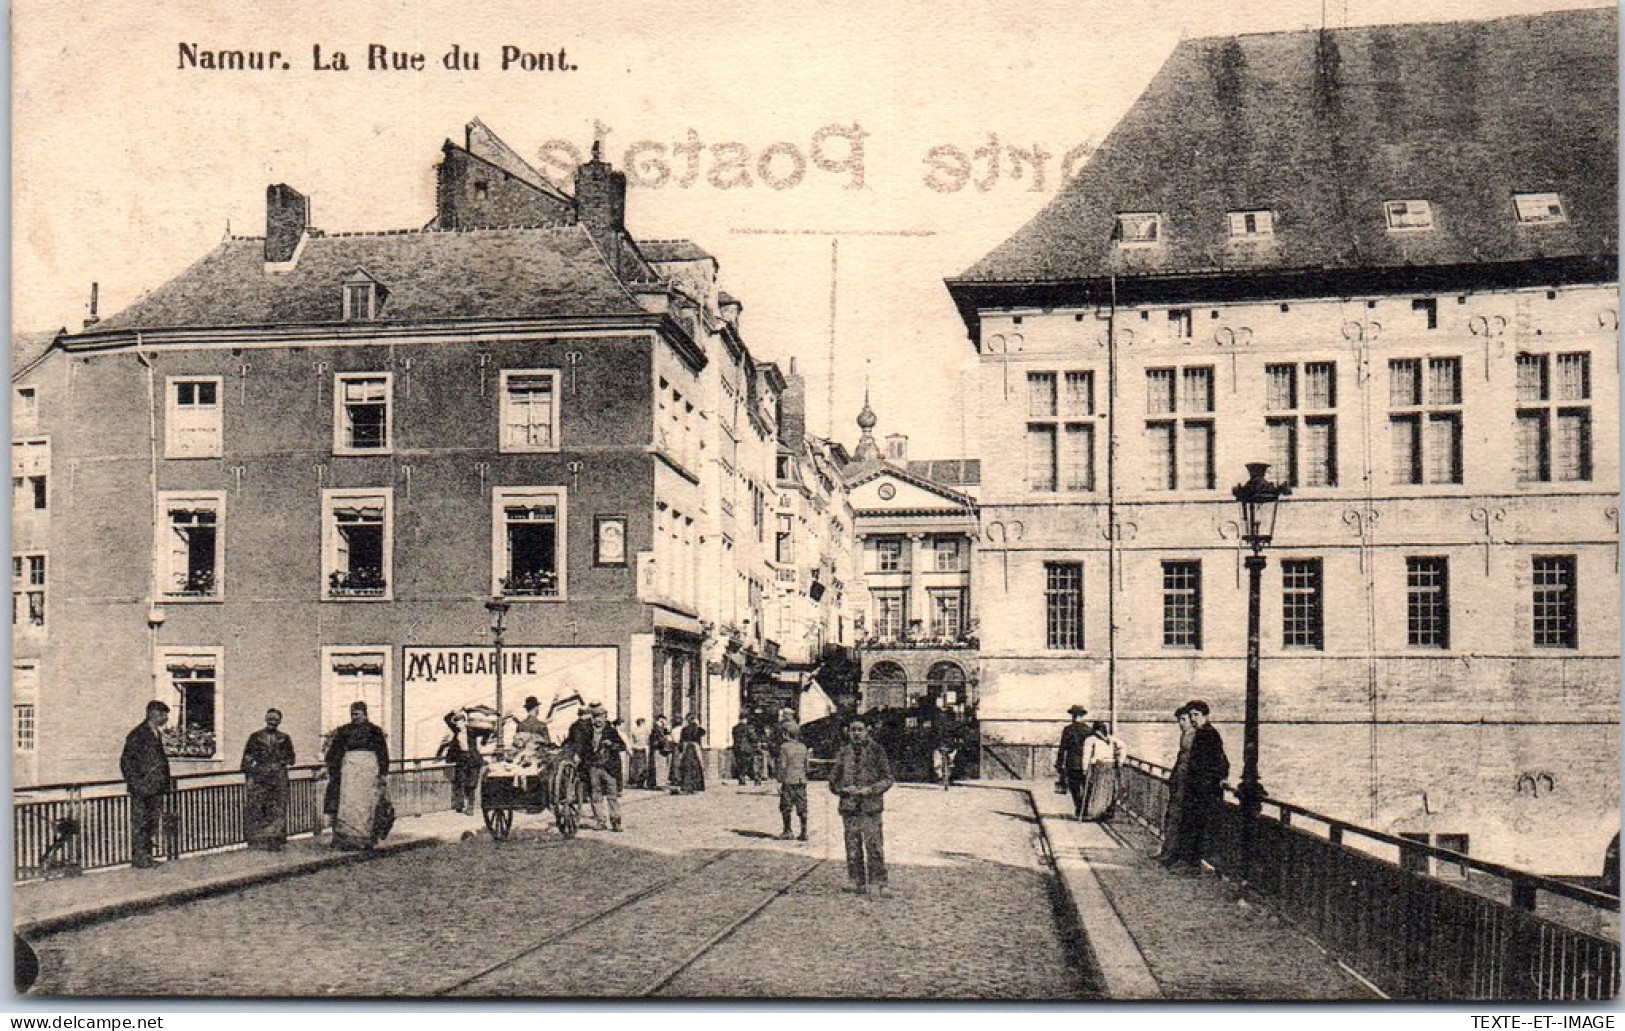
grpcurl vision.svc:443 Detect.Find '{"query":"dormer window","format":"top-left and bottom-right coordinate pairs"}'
top-left (1384, 200), bottom-right (1434, 231)
top-left (341, 270), bottom-right (385, 321)
top-left (1114, 212), bottom-right (1162, 246)
top-left (344, 283), bottom-right (376, 321)
top-left (1228, 210), bottom-right (1275, 237)
top-left (1513, 192), bottom-right (1566, 225)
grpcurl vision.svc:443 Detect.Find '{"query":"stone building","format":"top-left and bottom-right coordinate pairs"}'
top-left (842, 401), bottom-right (980, 718)
top-left (11, 122), bottom-right (815, 783)
top-left (945, 8), bottom-right (1618, 872)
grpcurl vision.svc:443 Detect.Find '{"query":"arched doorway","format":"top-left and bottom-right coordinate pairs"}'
top-left (924, 661), bottom-right (968, 715)
top-left (865, 661), bottom-right (907, 711)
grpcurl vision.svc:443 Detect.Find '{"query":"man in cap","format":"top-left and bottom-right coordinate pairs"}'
top-left (564, 702), bottom-right (626, 831)
top-left (1164, 700), bottom-right (1229, 875)
top-left (830, 719), bottom-right (893, 897)
top-left (1054, 704), bottom-right (1093, 819)
top-left (776, 721), bottom-right (810, 841)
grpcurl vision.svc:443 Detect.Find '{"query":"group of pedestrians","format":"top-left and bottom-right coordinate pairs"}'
top-left (120, 698), bottom-right (392, 869)
top-left (1054, 704), bottom-right (1124, 821)
top-left (626, 713), bottom-right (707, 793)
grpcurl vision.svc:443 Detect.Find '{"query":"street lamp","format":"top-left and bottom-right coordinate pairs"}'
top-left (485, 595), bottom-right (511, 753)
top-left (1230, 462), bottom-right (1290, 878)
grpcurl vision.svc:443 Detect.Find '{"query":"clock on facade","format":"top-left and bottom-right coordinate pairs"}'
top-left (877, 482), bottom-right (896, 500)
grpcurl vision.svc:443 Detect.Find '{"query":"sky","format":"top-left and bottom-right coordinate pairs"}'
top-left (12, 0), bottom-right (1611, 458)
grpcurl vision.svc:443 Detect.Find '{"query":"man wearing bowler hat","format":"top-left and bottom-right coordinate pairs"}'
top-left (1054, 704), bottom-right (1093, 820)
top-left (515, 695), bottom-right (551, 747)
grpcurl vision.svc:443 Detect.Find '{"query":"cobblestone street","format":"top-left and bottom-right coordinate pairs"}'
top-left (30, 782), bottom-right (1096, 999)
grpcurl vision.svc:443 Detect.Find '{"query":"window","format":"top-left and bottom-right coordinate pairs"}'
top-left (12, 554), bottom-right (44, 627)
top-left (1531, 556), bottom-right (1577, 648)
top-left (1281, 559), bottom-right (1324, 649)
top-left (1265, 363), bottom-right (1337, 487)
top-left (13, 387), bottom-right (38, 435)
top-left (1516, 353), bottom-right (1591, 482)
top-left (1389, 358), bottom-right (1462, 484)
top-left (158, 493), bottom-right (224, 599)
top-left (1167, 309), bottom-right (1193, 341)
top-left (1114, 212), bottom-right (1161, 245)
top-left (934, 538), bottom-right (962, 572)
top-left (1228, 210), bottom-right (1275, 237)
top-left (493, 487), bottom-right (566, 598)
top-left (323, 490), bottom-right (392, 600)
top-left (322, 649), bottom-right (388, 752)
top-left (343, 281), bottom-right (378, 321)
top-left (12, 439), bottom-right (48, 512)
top-left (500, 370), bottom-right (560, 452)
top-left (1385, 200), bottom-right (1434, 230)
top-left (1146, 367), bottom-right (1215, 490)
top-left (873, 589), bottom-right (907, 640)
top-left (1161, 561), bottom-right (1202, 648)
top-left (13, 663), bottom-right (37, 753)
top-left (1406, 557), bottom-right (1450, 649)
top-left (875, 538), bottom-right (904, 573)
top-left (334, 373), bottom-right (391, 453)
top-left (928, 589), bottom-right (964, 640)
top-left (159, 650), bottom-right (220, 759)
top-left (1028, 373), bottom-right (1057, 417)
top-left (166, 377), bottom-right (223, 458)
top-left (1513, 193), bottom-right (1566, 225)
top-left (1044, 563), bottom-right (1085, 650)
top-left (775, 514), bottom-right (795, 564)
top-left (1026, 371), bottom-right (1095, 492)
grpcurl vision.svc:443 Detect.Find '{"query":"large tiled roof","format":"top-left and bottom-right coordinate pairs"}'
top-left (957, 8), bottom-right (1617, 284)
top-left (93, 225), bottom-right (648, 332)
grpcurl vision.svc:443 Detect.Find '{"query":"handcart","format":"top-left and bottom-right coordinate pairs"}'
top-left (478, 746), bottom-right (582, 841)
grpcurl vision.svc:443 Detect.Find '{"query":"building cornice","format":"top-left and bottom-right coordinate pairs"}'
top-left (945, 255), bottom-right (1619, 351)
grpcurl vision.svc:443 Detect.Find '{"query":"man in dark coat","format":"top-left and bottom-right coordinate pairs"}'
top-left (830, 719), bottom-right (894, 897)
top-left (731, 717), bottom-right (759, 785)
top-left (1054, 704), bottom-right (1092, 819)
top-left (1165, 699), bottom-right (1229, 875)
top-left (120, 700), bottom-right (173, 868)
top-left (564, 702), bottom-right (627, 831)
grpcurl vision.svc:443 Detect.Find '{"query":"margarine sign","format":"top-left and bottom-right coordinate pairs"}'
top-left (402, 645), bottom-right (618, 760)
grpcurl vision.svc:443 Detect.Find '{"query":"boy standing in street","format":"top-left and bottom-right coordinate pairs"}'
top-left (777, 722), bottom-right (810, 841)
top-left (830, 719), bottom-right (893, 897)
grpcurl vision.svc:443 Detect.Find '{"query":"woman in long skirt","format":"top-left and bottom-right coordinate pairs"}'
top-left (1080, 721), bottom-right (1124, 821)
top-left (324, 701), bottom-right (390, 850)
top-left (241, 708), bottom-right (295, 850)
top-left (677, 714), bottom-right (707, 794)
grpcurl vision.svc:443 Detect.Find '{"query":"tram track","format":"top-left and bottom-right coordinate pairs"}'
top-left (434, 848), bottom-right (824, 997)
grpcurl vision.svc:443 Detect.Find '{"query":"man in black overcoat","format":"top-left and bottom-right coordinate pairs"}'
top-left (1166, 699), bottom-right (1229, 875)
top-left (120, 700), bottom-right (174, 868)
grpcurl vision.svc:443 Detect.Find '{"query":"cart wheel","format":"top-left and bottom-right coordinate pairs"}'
top-left (484, 807), bottom-right (513, 841)
top-left (555, 765), bottom-right (580, 839)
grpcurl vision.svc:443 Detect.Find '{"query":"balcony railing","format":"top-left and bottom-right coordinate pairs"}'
top-left (13, 758), bottom-right (454, 882)
top-left (501, 569), bottom-right (559, 597)
top-left (857, 633), bottom-right (978, 651)
top-left (1116, 759), bottom-right (1619, 1001)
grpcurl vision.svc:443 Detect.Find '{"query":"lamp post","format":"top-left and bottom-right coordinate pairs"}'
top-left (1230, 462), bottom-right (1289, 880)
top-left (485, 595), bottom-right (511, 752)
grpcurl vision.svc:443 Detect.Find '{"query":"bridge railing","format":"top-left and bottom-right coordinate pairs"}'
top-left (1116, 758), bottom-right (1619, 1001)
top-left (14, 758), bottom-right (454, 882)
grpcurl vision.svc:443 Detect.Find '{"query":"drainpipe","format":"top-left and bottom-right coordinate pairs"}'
top-left (134, 343), bottom-right (164, 696)
top-left (1105, 274), bottom-right (1119, 734)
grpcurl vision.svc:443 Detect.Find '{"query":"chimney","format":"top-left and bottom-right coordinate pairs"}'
top-left (83, 282), bottom-right (99, 329)
top-left (885, 434), bottom-right (909, 462)
top-left (779, 361), bottom-right (807, 449)
top-left (718, 294), bottom-right (743, 332)
top-left (265, 184), bottom-right (309, 264)
top-left (574, 141), bottom-right (626, 270)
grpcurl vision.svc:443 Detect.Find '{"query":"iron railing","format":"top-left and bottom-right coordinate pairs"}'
top-left (1116, 758), bottom-right (1619, 1001)
top-left (14, 758), bottom-right (454, 882)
